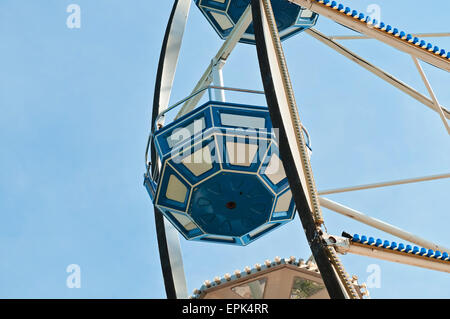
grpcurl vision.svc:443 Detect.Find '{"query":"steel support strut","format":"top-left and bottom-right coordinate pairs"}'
top-left (176, 5), bottom-right (252, 119)
top-left (323, 234), bottom-right (450, 274)
top-left (412, 57), bottom-right (450, 135)
top-left (289, 0), bottom-right (450, 72)
top-left (320, 197), bottom-right (450, 253)
top-left (318, 173), bottom-right (450, 195)
top-left (251, 0), bottom-right (355, 299)
top-left (304, 28), bottom-right (450, 120)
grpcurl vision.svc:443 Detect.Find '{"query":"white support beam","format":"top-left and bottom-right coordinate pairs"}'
top-left (318, 173), bottom-right (450, 195)
top-left (212, 59), bottom-right (226, 102)
top-left (289, 0), bottom-right (450, 72)
top-left (305, 28), bottom-right (450, 120)
top-left (175, 5), bottom-right (252, 119)
top-left (412, 56), bottom-right (450, 135)
top-left (319, 197), bottom-right (450, 253)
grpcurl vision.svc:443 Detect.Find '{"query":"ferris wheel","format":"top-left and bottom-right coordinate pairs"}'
top-left (144, 0), bottom-right (450, 299)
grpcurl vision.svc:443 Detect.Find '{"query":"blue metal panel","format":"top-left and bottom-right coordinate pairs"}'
top-left (199, 235), bottom-right (238, 245)
top-left (199, 0), bottom-right (230, 11)
top-left (155, 103), bottom-right (213, 158)
top-left (156, 164), bottom-right (192, 212)
top-left (168, 135), bottom-right (221, 185)
top-left (189, 172), bottom-right (274, 237)
top-left (218, 134), bottom-right (270, 173)
top-left (210, 104), bottom-right (272, 130)
top-left (258, 142), bottom-right (290, 193)
top-left (242, 222), bottom-right (280, 244)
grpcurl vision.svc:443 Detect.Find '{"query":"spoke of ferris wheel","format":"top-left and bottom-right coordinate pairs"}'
top-left (319, 197), bottom-right (450, 253)
top-left (175, 5), bottom-right (252, 119)
top-left (289, 0), bottom-right (450, 72)
top-left (305, 28), bottom-right (450, 120)
top-left (330, 32), bottom-right (450, 41)
top-left (412, 56), bottom-right (450, 135)
top-left (318, 173), bottom-right (450, 195)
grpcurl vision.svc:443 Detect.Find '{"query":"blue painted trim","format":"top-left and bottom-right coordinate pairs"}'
top-left (351, 233), bottom-right (450, 262)
top-left (258, 142), bottom-right (291, 193)
top-left (314, 0), bottom-right (450, 60)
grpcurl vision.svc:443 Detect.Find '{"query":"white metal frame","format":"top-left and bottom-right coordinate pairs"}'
top-left (304, 28), bottom-right (450, 121)
top-left (318, 173), bottom-right (450, 195)
top-left (320, 197), bottom-right (450, 253)
top-left (284, 0), bottom-right (450, 277)
top-left (412, 56), bottom-right (450, 135)
top-left (151, 0), bottom-right (450, 299)
top-left (323, 234), bottom-right (450, 274)
top-left (289, 0), bottom-right (450, 72)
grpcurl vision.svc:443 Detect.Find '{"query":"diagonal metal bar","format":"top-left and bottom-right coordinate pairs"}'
top-left (319, 173), bottom-right (450, 195)
top-left (412, 56), bottom-right (450, 135)
top-left (305, 28), bottom-right (450, 120)
top-left (290, 0), bottom-right (450, 72)
top-left (319, 197), bottom-right (450, 253)
top-left (175, 5), bottom-right (252, 119)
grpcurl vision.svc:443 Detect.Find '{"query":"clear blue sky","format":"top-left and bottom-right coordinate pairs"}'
top-left (0, 0), bottom-right (449, 298)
